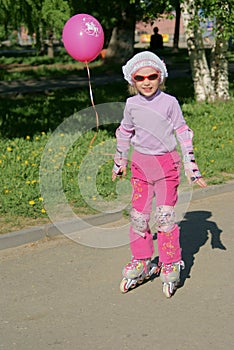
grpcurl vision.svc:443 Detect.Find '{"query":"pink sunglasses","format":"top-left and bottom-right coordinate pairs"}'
top-left (133, 73), bottom-right (159, 82)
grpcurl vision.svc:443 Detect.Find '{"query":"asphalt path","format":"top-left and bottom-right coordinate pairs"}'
top-left (0, 187), bottom-right (233, 350)
top-left (0, 63), bottom-right (233, 95)
top-left (0, 69), bottom-right (191, 95)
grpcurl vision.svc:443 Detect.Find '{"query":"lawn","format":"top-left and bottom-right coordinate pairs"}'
top-left (0, 47), bottom-right (234, 234)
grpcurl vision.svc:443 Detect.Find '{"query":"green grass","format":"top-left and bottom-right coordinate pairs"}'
top-left (183, 100), bottom-right (234, 182)
top-left (0, 48), bottom-right (234, 233)
top-left (0, 47), bottom-right (122, 81)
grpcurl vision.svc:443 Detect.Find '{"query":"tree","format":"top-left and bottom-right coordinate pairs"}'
top-left (173, 0), bottom-right (181, 52)
top-left (206, 1), bottom-right (232, 100)
top-left (104, 2), bottom-right (136, 62)
top-left (41, 0), bottom-right (71, 57)
top-left (101, 0), bottom-right (233, 102)
top-left (181, 0), bottom-right (233, 101)
top-left (104, 0), bottom-right (169, 62)
top-left (0, 0), bottom-right (70, 55)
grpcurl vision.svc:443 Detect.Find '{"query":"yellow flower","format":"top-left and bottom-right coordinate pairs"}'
top-left (7, 147), bottom-right (13, 152)
top-left (210, 159), bottom-right (215, 163)
top-left (38, 197), bottom-right (44, 201)
top-left (26, 180), bottom-right (31, 184)
top-left (31, 163), bottom-right (37, 167)
top-left (31, 180), bottom-right (37, 184)
top-left (212, 125), bottom-right (217, 130)
top-left (29, 200), bottom-right (35, 205)
top-left (41, 131), bottom-right (45, 135)
top-left (26, 135), bottom-right (30, 140)
top-left (25, 160), bottom-right (29, 165)
top-left (5, 189), bottom-right (9, 193)
top-left (0, 160), bottom-right (2, 164)
top-left (60, 133), bottom-right (64, 137)
top-left (92, 196), bottom-right (97, 201)
top-left (35, 136), bottom-right (39, 141)
top-left (66, 163), bottom-right (71, 167)
top-left (41, 208), bottom-right (46, 214)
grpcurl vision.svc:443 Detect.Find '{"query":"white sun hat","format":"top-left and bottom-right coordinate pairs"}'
top-left (122, 51), bottom-right (168, 85)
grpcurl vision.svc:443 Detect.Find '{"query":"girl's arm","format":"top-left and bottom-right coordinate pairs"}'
top-left (169, 98), bottom-right (206, 187)
top-left (112, 103), bottom-right (135, 180)
top-left (176, 125), bottom-right (207, 188)
top-left (112, 125), bottom-right (133, 180)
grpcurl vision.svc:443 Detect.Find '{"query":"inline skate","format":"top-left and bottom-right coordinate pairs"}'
top-left (120, 257), bottom-right (159, 293)
top-left (159, 260), bottom-right (185, 298)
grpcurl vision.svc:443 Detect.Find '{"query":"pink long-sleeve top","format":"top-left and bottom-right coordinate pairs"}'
top-left (116, 89), bottom-right (193, 157)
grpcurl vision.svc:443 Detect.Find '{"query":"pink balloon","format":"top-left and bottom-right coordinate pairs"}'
top-left (62, 14), bottom-right (104, 62)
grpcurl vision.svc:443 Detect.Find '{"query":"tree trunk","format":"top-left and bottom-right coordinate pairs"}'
top-left (47, 33), bottom-right (54, 58)
top-left (36, 25), bottom-right (46, 55)
top-left (173, 1), bottom-right (181, 52)
top-left (210, 21), bottom-right (230, 100)
top-left (105, 6), bottom-right (135, 63)
top-left (181, 1), bottom-right (215, 102)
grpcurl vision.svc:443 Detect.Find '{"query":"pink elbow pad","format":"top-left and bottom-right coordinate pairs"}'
top-left (176, 125), bottom-right (194, 155)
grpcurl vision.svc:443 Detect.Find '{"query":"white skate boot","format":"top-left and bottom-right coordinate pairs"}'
top-left (160, 260), bottom-right (185, 298)
top-left (120, 257), bottom-right (159, 293)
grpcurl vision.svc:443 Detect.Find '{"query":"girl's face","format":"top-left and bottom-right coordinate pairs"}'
top-left (132, 67), bottom-right (161, 97)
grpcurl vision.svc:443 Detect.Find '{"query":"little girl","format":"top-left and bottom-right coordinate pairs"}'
top-left (112, 51), bottom-right (207, 297)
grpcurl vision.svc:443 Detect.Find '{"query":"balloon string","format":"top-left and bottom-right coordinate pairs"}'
top-left (85, 61), bottom-right (99, 148)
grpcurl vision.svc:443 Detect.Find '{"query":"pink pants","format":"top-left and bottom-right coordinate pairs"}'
top-left (129, 150), bottom-right (182, 264)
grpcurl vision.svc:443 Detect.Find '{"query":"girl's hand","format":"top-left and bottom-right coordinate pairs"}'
top-left (186, 173), bottom-right (207, 187)
top-left (194, 177), bottom-right (207, 188)
top-left (112, 166), bottom-right (127, 181)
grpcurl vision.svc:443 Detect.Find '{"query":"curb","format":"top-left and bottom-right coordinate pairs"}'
top-left (0, 211), bottom-right (123, 251)
top-left (1, 181), bottom-right (234, 251)
top-left (190, 180), bottom-right (234, 200)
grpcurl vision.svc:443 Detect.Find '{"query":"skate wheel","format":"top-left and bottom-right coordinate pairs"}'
top-left (163, 284), bottom-right (172, 298)
top-left (120, 278), bottom-right (129, 293)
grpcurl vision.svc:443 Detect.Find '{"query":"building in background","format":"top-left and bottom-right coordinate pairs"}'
top-left (135, 15), bottom-right (185, 47)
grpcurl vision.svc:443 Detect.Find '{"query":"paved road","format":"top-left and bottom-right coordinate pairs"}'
top-left (0, 188), bottom-right (233, 350)
top-left (0, 74), bottom-right (123, 95)
top-left (0, 70), bottom-right (191, 95)
top-left (0, 63), bottom-right (233, 95)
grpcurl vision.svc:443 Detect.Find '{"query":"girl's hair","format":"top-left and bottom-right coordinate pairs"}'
top-left (128, 79), bottom-right (166, 95)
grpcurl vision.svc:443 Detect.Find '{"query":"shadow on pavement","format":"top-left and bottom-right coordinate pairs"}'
top-left (179, 210), bottom-right (226, 286)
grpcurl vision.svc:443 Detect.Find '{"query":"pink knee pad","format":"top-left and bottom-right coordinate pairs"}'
top-left (130, 208), bottom-right (150, 237)
top-left (155, 205), bottom-right (175, 232)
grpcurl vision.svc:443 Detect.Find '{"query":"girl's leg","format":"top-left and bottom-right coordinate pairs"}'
top-left (156, 214), bottom-right (181, 264)
top-left (154, 151), bottom-right (182, 264)
top-left (129, 177), bottom-right (155, 260)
